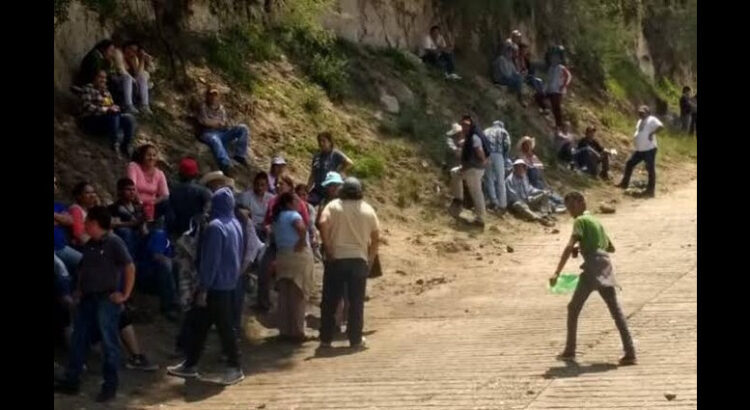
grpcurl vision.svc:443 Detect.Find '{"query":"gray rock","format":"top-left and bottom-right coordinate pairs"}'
top-left (380, 93), bottom-right (400, 114)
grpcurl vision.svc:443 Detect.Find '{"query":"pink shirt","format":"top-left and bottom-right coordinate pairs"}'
top-left (127, 162), bottom-right (169, 221)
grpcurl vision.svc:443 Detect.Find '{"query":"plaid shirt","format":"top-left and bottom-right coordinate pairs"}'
top-left (80, 83), bottom-right (115, 117)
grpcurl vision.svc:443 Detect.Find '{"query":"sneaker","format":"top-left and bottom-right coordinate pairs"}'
top-left (96, 386), bottom-right (117, 403)
top-left (448, 199), bottom-right (462, 219)
top-left (473, 219), bottom-right (485, 229)
top-left (350, 337), bottom-right (368, 350)
top-left (167, 361), bottom-right (198, 378)
top-left (554, 205), bottom-right (567, 214)
top-left (126, 354), bottom-right (159, 372)
top-left (556, 351), bottom-right (575, 361)
top-left (318, 341), bottom-right (333, 349)
top-left (124, 105), bottom-right (140, 115)
top-left (202, 367), bottom-right (245, 386)
top-left (449, 73), bottom-right (462, 80)
top-left (619, 355), bottom-right (638, 366)
top-left (140, 106), bottom-right (153, 115)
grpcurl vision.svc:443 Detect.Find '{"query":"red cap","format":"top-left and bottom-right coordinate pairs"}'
top-left (179, 158), bottom-right (199, 178)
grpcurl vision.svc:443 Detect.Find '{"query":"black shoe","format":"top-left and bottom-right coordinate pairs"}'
top-left (96, 386), bottom-right (116, 403)
top-left (233, 156), bottom-right (249, 167)
top-left (556, 351), bottom-right (575, 361)
top-left (54, 379), bottom-right (80, 395)
top-left (125, 354), bottom-right (159, 372)
top-left (618, 355), bottom-right (638, 366)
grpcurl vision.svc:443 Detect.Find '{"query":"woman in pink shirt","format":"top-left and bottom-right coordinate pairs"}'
top-left (127, 144), bottom-right (169, 222)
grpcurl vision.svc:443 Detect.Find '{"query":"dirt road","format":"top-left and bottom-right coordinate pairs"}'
top-left (56, 180), bottom-right (696, 409)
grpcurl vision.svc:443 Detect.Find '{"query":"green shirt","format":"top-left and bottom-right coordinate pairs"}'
top-left (572, 211), bottom-right (611, 256)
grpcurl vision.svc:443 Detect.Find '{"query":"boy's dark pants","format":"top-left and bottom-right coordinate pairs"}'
top-left (185, 290), bottom-right (240, 368)
top-left (565, 280), bottom-right (635, 357)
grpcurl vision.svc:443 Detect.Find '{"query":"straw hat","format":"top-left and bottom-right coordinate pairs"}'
top-left (517, 135), bottom-right (535, 151)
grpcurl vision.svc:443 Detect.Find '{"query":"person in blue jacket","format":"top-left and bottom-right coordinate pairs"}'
top-left (167, 187), bottom-right (245, 386)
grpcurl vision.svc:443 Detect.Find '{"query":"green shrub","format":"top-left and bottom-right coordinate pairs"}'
top-left (352, 155), bottom-right (386, 180)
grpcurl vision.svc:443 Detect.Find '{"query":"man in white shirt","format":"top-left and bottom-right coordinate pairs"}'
top-left (616, 105), bottom-right (663, 197)
top-left (420, 25), bottom-right (461, 80)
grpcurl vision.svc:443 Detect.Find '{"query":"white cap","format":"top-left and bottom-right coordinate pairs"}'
top-left (446, 123), bottom-right (463, 136)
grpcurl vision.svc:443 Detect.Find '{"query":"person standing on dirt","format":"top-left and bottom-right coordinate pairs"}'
top-left (167, 187), bottom-right (245, 385)
top-left (197, 88), bottom-right (251, 175)
top-left (318, 177), bottom-right (380, 350)
top-left (550, 191), bottom-right (636, 366)
top-left (616, 105), bottom-right (663, 197)
top-left (307, 132), bottom-right (354, 206)
top-left (542, 46), bottom-right (572, 127)
top-left (483, 120), bottom-right (511, 213)
top-left (54, 206), bottom-right (136, 403)
top-left (444, 123), bottom-right (464, 171)
top-left (420, 25), bottom-right (462, 80)
top-left (448, 115), bottom-right (489, 228)
top-left (679, 86), bottom-right (693, 132)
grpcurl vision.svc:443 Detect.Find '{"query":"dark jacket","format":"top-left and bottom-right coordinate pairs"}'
top-left (460, 125), bottom-right (487, 169)
top-left (168, 179), bottom-right (212, 236)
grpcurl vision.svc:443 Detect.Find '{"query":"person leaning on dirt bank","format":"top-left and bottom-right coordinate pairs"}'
top-left (318, 177), bottom-right (380, 350)
top-left (448, 115), bottom-right (489, 228)
top-left (551, 191), bottom-right (636, 366)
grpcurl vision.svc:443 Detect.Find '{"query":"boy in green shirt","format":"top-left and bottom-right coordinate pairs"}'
top-left (550, 191), bottom-right (636, 365)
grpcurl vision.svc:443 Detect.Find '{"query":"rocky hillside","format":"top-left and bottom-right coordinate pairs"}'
top-left (53, 0), bottom-right (696, 228)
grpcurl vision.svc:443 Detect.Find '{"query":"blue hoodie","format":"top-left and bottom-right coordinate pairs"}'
top-left (198, 187), bottom-right (244, 291)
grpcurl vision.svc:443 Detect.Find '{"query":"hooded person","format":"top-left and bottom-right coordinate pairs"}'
top-left (167, 187), bottom-right (245, 386)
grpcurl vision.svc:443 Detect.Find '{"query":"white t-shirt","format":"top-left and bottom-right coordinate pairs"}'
top-left (421, 34), bottom-right (447, 55)
top-left (633, 115), bottom-right (663, 152)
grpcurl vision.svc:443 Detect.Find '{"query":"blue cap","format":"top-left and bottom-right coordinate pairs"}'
top-left (321, 171), bottom-right (344, 187)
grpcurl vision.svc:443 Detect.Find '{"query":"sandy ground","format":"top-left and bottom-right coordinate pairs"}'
top-left (55, 176), bottom-right (697, 409)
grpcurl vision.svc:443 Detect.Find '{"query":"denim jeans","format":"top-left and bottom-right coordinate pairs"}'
top-left (320, 258), bottom-right (368, 345)
top-left (65, 295), bottom-right (122, 391)
top-left (619, 148), bottom-right (657, 193)
top-left (55, 246), bottom-right (82, 283)
top-left (483, 152), bottom-right (507, 209)
top-left (114, 72), bottom-right (150, 109)
top-left (54, 254), bottom-right (72, 296)
top-left (200, 125), bottom-right (250, 168)
top-left (79, 113), bottom-right (136, 154)
top-left (114, 227), bottom-right (141, 261)
top-left (497, 73), bottom-right (523, 98)
top-left (421, 51), bottom-right (456, 74)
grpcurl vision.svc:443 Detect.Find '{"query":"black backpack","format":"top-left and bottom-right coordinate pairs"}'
top-left (461, 125), bottom-right (492, 167)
